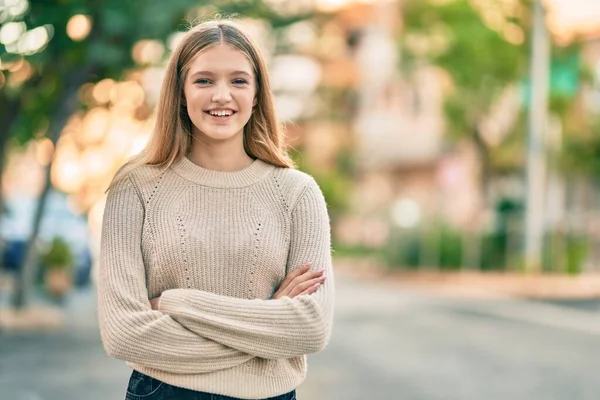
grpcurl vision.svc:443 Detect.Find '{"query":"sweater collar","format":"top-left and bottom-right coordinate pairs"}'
top-left (170, 156), bottom-right (275, 188)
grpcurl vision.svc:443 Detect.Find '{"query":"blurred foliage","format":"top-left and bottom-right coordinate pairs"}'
top-left (331, 241), bottom-right (380, 259)
top-left (541, 231), bottom-right (588, 275)
top-left (486, 48), bottom-right (586, 174)
top-left (383, 218), bottom-right (588, 273)
top-left (541, 45), bottom-right (596, 179)
top-left (310, 169), bottom-right (352, 219)
top-left (314, 86), bottom-right (359, 121)
top-left (0, 0), bottom-right (311, 150)
top-left (382, 198), bottom-right (587, 273)
top-left (290, 145), bottom-right (353, 220)
top-left (560, 116), bottom-right (600, 178)
top-left (400, 0), bottom-right (528, 142)
top-left (383, 225), bottom-right (458, 271)
top-left (487, 111), bottom-right (527, 174)
top-left (383, 224), bottom-right (588, 273)
top-left (399, 0), bottom-right (590, 184)
top-left (562, 235), bottom-right (588, 275)
top-left (40, 236), bottom-right (73, 270)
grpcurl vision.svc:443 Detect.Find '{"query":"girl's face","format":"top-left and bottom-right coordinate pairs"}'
top-left (183, 44), bottom-right (257, 144)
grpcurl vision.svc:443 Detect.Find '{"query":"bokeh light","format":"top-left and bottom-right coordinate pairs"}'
top-left (6, 25), bottom-right (53, 55)
top-left (81, 107), bottom-right (109, 145)
top-left (132, 40), bottom-right (165, 65)
top-left (0, 21), bottom-right (25, 45)
top-left (33, 138), bottom-right (54, 166)
top-left (92, 79), bottom-right (115, 104)
top-left (66, 14), bottom-right (91, 41)
top-left (392, 198), bottom-right (422, 228)
top-left (109, 81), bottom-right (145, 109)
top-left (8, 58), bottom-right (31, 85)
top-left (51, 144), bottom-right (83, 194)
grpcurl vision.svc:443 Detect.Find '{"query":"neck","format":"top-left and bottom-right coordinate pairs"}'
top-left (188, 136), bottom-right (254, 172)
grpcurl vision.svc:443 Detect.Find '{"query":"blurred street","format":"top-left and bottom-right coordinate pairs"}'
top-left (3, 2), bottom-right (600, 400)
top-left (1, 273), bottom-right (600, 400)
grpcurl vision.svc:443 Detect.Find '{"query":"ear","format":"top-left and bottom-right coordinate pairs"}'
top-left (253, 96), bottom-right (258, 107)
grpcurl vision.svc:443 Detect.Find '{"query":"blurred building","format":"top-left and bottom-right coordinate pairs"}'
top-left (298, 1), bottom-right (481, 248)
top-left (305, 0), bottom-right (600, 259)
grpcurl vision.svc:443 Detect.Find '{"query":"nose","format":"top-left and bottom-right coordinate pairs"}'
top-left (212, 82), bottom-right (232, 103)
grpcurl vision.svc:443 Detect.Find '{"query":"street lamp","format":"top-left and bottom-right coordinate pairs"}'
top-left (524, 0), bottom-right (550, 272)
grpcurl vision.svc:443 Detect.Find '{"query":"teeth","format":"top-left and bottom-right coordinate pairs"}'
top-left (209, 110), bottom-right (233, 117)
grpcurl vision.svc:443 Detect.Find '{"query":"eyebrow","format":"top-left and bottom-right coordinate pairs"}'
top-left (190, 70), bottom-right (253, 78)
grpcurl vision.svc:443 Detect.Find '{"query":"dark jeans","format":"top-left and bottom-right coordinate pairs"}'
top-left (125, 370), bottom-right (297, 400)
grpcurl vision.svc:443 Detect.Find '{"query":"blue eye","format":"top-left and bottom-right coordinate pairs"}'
top-left (195, 79), bottom-right (211, 85)
top-left (232, 79), bottom-right (248, 85)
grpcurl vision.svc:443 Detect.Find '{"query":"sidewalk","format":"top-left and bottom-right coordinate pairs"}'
top-left (0, 284), bottom-right (101, 332)
top-left (334, 257), bottom-right (600, 300)
top-left (0, 287), bottom-right (130, 400)
top-left (0, 272), bottom-right (67, 331)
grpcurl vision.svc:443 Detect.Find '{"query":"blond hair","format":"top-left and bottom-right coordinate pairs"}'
top-left (109, 19), bottom-right (294, 190)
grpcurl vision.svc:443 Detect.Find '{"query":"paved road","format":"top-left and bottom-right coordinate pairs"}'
top-left (1, 276), bottom-right (599, 400)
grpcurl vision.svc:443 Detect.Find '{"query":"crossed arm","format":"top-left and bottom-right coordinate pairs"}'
top-left (153, 179), bottom-right (334, 359)
top-left (98, 176), bottom-right (334, 372)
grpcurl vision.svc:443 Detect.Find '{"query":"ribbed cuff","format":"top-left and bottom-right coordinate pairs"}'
top-left (157, 289), bottom-right (187, 314)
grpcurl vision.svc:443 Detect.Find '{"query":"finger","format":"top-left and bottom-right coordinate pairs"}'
top-left (296, 282), bottom-right (322, 297)
top-left (288, 268), bottom-right (324, 289)
top-left (275, 272), bottom-right (325, 299)
top-left (278, 263), bottom-right (312, 293)
top-left (289, 275), bottom-right (327, 297)
top-left (286, 275), bottom-right (321, 298)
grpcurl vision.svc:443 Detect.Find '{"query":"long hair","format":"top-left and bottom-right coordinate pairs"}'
top-left (109, 19), bottom-right (294, 190)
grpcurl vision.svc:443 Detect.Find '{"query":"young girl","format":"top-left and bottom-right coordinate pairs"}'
top-left (97, 19), bottom-right (334, 400)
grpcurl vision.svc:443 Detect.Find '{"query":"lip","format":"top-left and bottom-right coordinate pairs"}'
top-left (204, 110), bottom-right (237, 123)
top-left (204, 109), bottom-right (236, 117)
top-left (204, 108), bottom-right (237, 113)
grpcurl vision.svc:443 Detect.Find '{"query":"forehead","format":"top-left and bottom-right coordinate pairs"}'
top-left (189, 44), bottom-right (254, 75)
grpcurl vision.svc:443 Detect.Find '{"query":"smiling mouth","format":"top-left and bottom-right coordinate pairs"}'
top-left (205, 110), bottom-right (237, 118)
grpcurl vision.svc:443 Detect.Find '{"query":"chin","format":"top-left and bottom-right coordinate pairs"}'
top-left (195, 126), bottom-right (243, 142)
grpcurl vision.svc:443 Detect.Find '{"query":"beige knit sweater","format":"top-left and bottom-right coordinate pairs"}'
top-left (97, 156), bottom-right (334, 399)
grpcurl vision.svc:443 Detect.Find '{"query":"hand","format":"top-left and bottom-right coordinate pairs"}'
top-left (150, 296), bottom-right (161, 310)
top-left (272, 263), bottom-right (327, 300)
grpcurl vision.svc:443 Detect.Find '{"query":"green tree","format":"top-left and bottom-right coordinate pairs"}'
top-left (399, 0), bottom-right (530, 197)
top-left (561, 116), bottom-right (600, 178)
top-left (399, 0), bottom-right (589, 186)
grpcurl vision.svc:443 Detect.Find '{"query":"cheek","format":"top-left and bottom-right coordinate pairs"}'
top-left (186, 98), bottom-right (208, 120)
top-left (185, 90), bottom-right (200, 108)
top-left (241, 92), bottom-right (257, 112)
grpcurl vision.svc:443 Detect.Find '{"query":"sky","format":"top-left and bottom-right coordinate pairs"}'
top-left (545, 0), bottom-right (600, 38)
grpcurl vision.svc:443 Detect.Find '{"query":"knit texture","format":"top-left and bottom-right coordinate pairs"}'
top-left (97, 156), bottom-right (334, 399)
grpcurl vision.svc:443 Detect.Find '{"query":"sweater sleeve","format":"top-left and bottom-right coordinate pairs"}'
top-left (158, 177), bottom-right (335, 360)
top-left (98, 174), bottom-right (254, 373)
